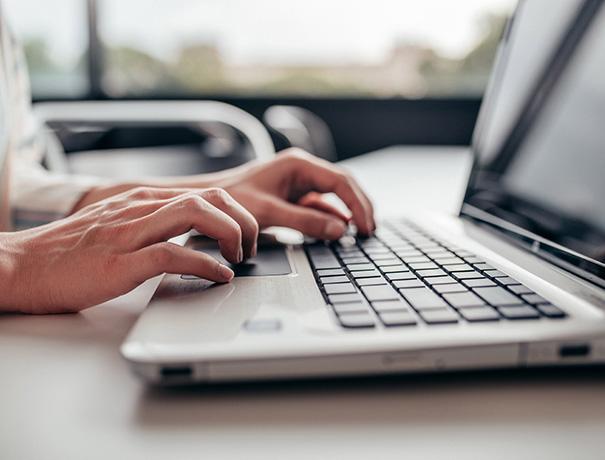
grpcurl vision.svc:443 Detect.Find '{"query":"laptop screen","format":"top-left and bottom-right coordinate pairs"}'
top-left (471, 0), bottom-right (582, 164)
top-left (463, 0), bottom-right (605, 286)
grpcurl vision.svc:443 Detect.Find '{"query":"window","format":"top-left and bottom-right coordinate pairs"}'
top-left (6, 0), bottom-right (517, 99)
top-left (3, 0), bottom-right (89, 98)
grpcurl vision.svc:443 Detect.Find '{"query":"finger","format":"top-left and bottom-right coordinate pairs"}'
top-left (263, 196), bottom-right (348, 240)
top-left (123, 187), bottom-right (259, 260)
top-left (128, 242), bottom-right (234, 284)
top-left (298, 192), bottom-right (351, 223)
top-left (132, 194), bottom-right (244, 264)
top-left (289, 156), bottom-right (375, 235)
top-left (201, 189), bottom-right (259, 259)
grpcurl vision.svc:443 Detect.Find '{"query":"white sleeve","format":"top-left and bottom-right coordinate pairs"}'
top-left (5, 22), bottom-right (106, 229)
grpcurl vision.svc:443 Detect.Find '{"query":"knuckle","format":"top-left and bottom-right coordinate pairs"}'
top-left (129, 186), bottom-right (154, 200)
top-left (202, 187), bottom-right (231, 204)
top-left (281, 148), bottom-right (311, 164)
top-left (180, 193), bottom-right (206, 211)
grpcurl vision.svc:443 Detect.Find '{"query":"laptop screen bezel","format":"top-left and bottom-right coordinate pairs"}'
top-left (459, 0), bottom-right (605, 288)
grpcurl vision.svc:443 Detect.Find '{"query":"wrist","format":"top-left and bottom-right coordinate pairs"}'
top-left (0, 234), bottom-right (19, 311)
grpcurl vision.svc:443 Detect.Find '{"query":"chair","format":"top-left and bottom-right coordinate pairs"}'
top-left (34, 100), bottom-right (276, 178)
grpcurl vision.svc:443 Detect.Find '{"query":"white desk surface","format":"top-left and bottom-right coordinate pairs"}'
top-left (2, 146), bottom-right (605, 460)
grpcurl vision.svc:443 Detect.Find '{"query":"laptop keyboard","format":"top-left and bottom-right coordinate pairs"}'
top-left (305, 219), bottom-right (567, 329)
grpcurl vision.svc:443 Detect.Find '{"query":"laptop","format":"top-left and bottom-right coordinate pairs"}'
top-left (122, 0), bottom-right (605, 384)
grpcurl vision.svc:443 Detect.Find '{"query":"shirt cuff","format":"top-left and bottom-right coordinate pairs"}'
top-left (10, 166), bottom-right (108, 229)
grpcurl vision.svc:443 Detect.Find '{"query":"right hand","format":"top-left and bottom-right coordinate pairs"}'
top-left (0, 187), bottom-right (258, 314)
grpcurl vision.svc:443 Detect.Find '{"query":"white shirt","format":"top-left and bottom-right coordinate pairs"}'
top-left (0, 7), bottom-right (102, 231)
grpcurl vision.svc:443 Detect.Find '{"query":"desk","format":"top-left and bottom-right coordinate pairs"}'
top-left (2, 146), bottom-right (605, 460)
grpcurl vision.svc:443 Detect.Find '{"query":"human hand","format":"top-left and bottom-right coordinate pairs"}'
top-left (215, 149), bottom-right (375, 240)
top-left (0, 187), bottom-right (258, 314)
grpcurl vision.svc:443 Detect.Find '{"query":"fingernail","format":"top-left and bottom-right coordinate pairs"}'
top-left (252, 243), bottom-right (258, 258)
top-left (237, 247), bottom-right (244, 263)
top-left (325, 220), bottom-right (347, 240)
top-left (219, 264), bottom-right (234, 281)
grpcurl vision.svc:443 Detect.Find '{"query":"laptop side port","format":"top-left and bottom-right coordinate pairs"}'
top-left (559, 344), bottom-right (591, 358)
top-left (160, 365), bottom-right (193, 382)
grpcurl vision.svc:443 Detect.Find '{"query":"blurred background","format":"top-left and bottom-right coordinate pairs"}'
top-left (2, 0), bottom-right (516, 174)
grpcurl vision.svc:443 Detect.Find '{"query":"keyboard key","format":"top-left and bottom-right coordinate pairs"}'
top-left (369, 253), bottom-right (397, 261)
top-left (498, 305), bottom-right (540, 320)
top-left (462, 278), bottom-right (496, 288)
top-left (375, 258), bottom-right (403, 267)
top-left (386, 272), bottom-right (417, 281)
top-left (458, 306), bottom-right (500, 322)
top-left (341, 257), bottom-right (369, 264)
top-left (325, 283), bottom-right (357, 295)
top-left (307, 246), bottom-right (340, 269)
top-left (333, 302), bottom-right (369, 314)
top-left (446, 264), bottom-right (474, 272)
top-left (424, 276), bottom-right (456, 286)
top-left (360, 239), bottom-right (383, 248)
top-left (431, 252), bottom-right (457, 260)
top-left (352, 270), bottom-right (381, 279)
top-left (337, 250), bottom-right (364, 259)
top-left (380, 311), bottom-right (417, 327)
top-left (416, 242), bottom-right (440, 250)
top-left (416, 268), bottom-right (446, 278)
top-left (329, 293), bottom-right (364, 304)
top-left (433, 284), bottom-right (468, 294)
top-left (452, 271), bottom-right (485, 280)
top-left (419, 308), bottom-right (459, 324)
top-left (365, 247), bottom-right (391, 255)
top-left (497, 277), bottom-right (521, 286)
top-left (317, 268), bottom-right (345, 277)
top-left (361, 285), bottom-right (400, 302)
top-left (437, 257), bottom-right (465, 265)
top-left (474, 287), bottom-right (524, 306)
top-left (336, 245), bottom-right (362, 252)
top-left (443, 292), bottom-right (486, 308)
top-left (393, 279), bottom-right (424, 289)
top-left (522, 294), bottom-right (549, 305)
top-left (346, 263), bottom-right (375, 272)
top-left (473, 263), bottom-right (495, 271)
top-left (390, 244), bottom-right (414, 252)
top-left (463, 256), bottom-right (484, 264)
top-left (484, 269), bottom-right (506, 278)
top-left (381, 265), bottom-right (409, 273)
top-left (338, 313), bottom-right (375, 329)
top-left (423, 247), bottom-right (448, 255)
top-left (356, 277), bottom-right (388, 286)
top-left (401, 256), bottom-right (430, 263)
top-left (402, 288), bottom-right (447, 310)
top-left (536, 304), bottom-right (566, 319)
top-left (395, 250), bottom-right (423, 258)
top-left (509, 285), bottom-right (534, 295)
top-left (372, 300), bottom-right (412, 313)
top-left (320, 276), bottom-right (350, 284)
top-left (409, 262), bottom-right (439, 270)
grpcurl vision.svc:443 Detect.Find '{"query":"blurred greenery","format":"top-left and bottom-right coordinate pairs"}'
top-left (22, 13), bottom-right (508, 98)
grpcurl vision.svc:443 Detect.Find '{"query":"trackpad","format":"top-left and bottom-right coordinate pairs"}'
top-left (188, 234), bottom-right (292, 277)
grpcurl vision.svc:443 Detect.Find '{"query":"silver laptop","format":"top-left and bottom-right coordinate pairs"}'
top-left (122, 0), bottom-right (605, 384)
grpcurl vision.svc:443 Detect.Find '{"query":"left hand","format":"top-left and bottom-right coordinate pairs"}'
top-left (214, 149), bottom-right (375, 240)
